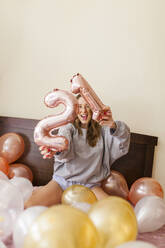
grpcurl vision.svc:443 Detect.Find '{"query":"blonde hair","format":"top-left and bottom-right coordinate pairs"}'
top-left (73, 95), bottom-right (101, 147)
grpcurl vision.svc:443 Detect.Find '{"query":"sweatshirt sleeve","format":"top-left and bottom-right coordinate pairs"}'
top-left (54, 123), bottom-right (75, 162)
top-left (103, 121), bottom-right (130, 165)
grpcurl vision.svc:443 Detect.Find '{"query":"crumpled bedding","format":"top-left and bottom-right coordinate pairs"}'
top-left (137, 224), bottom-right (165, 248)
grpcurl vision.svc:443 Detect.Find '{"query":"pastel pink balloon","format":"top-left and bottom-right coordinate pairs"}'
top-left (135, 196), bottom-right (165, 233)
top-left (34, 89), bottom-right (78, 151)
top-left (70, 73), bottom-right (109, 122)
top-left (129, 177), bottom-right (164, 205)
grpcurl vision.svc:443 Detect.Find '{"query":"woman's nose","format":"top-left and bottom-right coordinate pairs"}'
top-left (81, 106), bottom-right (87, 113)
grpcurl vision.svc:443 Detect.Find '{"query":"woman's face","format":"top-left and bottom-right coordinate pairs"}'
top-left (77, 97), bottom-right (92, 128)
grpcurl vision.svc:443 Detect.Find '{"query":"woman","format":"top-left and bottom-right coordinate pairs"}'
top-left (24, 95), bottom-right (130, 208)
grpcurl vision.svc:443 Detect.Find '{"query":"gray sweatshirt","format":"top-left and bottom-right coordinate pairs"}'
top-left (53, 121), bottom-right (130, 184)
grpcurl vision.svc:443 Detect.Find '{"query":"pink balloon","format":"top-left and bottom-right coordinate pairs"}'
top-left (34, 89), bottom-right (78, 151)
top-left (0, 157), bottom-right (9, 175)
top-left (70, 73), bottom-right (109, 122)
top-left (0, 133), bottom-right (25, 164)
top-left (129, 177), bottom-right (164, 205)
top-left (101, 170), bottom-right (129, 199)
top-left (8, 163), bottom-right (33, 182)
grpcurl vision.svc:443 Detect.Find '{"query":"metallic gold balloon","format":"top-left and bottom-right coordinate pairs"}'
top-left (88, 196), bottom-right (137, 248)
top-left (24, 205), bottom-right (99, 248)
top-left (62, 185), bottom-right (97, 205)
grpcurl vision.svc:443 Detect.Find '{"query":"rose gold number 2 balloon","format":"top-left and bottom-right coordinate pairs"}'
top-left (34, 89), bottom-right (78, 151)
top-left (70, 73), bottom-right (109, 122)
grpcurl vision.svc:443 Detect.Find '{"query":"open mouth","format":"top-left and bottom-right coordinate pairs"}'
top-left (81, 114), bottom-right (88, 121)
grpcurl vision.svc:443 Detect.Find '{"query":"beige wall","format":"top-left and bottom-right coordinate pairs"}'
top-left (0, 0), bottom-right (165, 191)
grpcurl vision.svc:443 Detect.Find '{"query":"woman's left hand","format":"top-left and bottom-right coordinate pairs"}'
top-left (99, 107), bottom-right (116, 129)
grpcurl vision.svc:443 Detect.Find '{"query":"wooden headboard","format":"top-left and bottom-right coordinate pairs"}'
top-left (0, 116), bottom-right (158, 188)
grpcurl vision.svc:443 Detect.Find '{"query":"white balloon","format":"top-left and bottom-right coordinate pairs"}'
top-left (71, 202), bottom-right (91, 213)
top-left (135, 195), bottom-right (165, 233)
top-left (10, 177), bottom-right (33, 202)
top-left (0, 209), bottom-right (13, 241)
top-left (8, 208), bottom-right (23, 225)
top-left (0, 208), bottom-right (22, 242)
top-left (13, 206), bottom-right (47, 248)
top-left (0, 172), bottom-right (8, 181)
top-left (0, 179), bottom-right (24, 211)
top-left (116, 240), bottom-right (157, 248)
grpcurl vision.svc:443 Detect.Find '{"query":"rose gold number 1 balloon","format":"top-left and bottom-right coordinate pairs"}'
top-left (34, 89), bottom-right (78, 151)
top-left (70, 73), bottom-right (109, 122)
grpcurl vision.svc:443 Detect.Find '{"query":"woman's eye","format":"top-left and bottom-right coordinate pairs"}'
top-left (78, 104), bottom-right (90, 110)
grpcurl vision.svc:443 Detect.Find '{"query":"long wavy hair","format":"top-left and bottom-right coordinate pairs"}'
top-left (73, 95), bottom-right (101, 147)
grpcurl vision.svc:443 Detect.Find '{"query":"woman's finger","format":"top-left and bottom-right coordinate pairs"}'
top-left (99, 120), bottom-right (105, 126)
top-left (101, 116), bottom-right (111, 120)
top-left (43, 152), bottom-right (53, 159)
top-left (41, 150), bottom-right (47, 155)
top-left (39, 146), bottom-right (45, 151)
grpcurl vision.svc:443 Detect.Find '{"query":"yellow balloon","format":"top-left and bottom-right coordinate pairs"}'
top-left (62, 185), bottom-right (97, 205)
top-left (24, 204), bottom-right (99, 248)
top-left (88, 196), bottom-right (137, 248)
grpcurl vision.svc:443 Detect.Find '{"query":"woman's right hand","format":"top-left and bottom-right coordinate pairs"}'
top-left (39, 146), bottom-right (58, 159)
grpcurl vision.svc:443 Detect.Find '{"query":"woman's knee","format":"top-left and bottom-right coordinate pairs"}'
top-left (91, 186), bottom-right (109, 200)
top-left (24, 180), bottom-right (63, 208)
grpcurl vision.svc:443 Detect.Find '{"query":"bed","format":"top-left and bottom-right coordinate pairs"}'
top-left (0, 116), bottom-right (164, 248)
top-left (0, 116), bottom-right (158, 188)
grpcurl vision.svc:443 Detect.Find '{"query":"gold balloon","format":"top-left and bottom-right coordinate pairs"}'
top-left (24, 205), bottom-right (99, 248)
top-left (62, 185), bottom-right (97, 205)
top-left (88, 196), bottom-right (137, 248)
